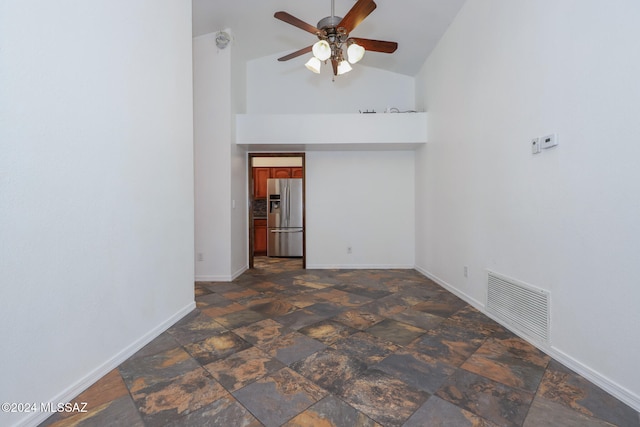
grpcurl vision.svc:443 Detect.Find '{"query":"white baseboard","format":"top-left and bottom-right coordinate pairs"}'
top-left (17, 302), bottom-right (195, 427)
top-left (195, 275), bottom-right (232, 282)
top-left (548, 346), bottom-right (640, 412)
top-left (414, 265), bottom-right (484, 308)
top-left (195, 265), bottom-right (248, 283)
top-left (231, 264), bottom-right (248, 280)
top-left (414, 264), bottom-right (640, 413)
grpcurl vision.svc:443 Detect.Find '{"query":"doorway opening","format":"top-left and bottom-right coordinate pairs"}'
top-left (248, 153), bottom-right (305, 270)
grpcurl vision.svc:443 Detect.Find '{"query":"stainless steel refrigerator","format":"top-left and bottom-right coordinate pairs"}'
top-left (267, 178), bottom-right (303, 257)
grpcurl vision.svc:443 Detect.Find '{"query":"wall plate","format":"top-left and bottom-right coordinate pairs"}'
top-left (541, 133), bottom-right (558, 149)
top-left (531, 137), bottom-right (541, 154)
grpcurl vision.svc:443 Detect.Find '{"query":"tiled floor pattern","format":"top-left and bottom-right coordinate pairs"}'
top-left (42, 257), bottom-right (639, 427)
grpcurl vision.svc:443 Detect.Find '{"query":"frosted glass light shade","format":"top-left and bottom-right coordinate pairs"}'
top-left (312, 40), bottom-right (331, 61)
top-left (337, 60), bottom-right (352, 75)
top-left (305, 57), bottom-right (322, 73)
top-left (347, 43), bottom-right (365, 64)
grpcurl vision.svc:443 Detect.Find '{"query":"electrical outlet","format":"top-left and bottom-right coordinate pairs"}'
top-left (197, 253), bottom-right (204, 262)
top-left (347, 246), bottom-right (352, 254)
top-left (531, 137), bottom-right (541, 154)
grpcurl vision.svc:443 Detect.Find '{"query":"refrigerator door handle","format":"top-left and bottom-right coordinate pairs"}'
top-left (270, 229), bottom-right (302, 233)
top-left (286, 182), bottom-right (290, 223)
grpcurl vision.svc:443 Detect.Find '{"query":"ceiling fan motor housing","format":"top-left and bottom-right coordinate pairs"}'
top-left (317, 15), bottom-right (342, 31)
top-left (317, 15), bottom-right (349, 45)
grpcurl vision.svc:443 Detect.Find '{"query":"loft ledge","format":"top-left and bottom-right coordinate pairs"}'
top-left (236, 113), bottom-right (427, 150)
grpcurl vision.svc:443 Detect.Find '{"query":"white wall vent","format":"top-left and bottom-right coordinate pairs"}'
top-left (486, 270), bottom-right (550, 344)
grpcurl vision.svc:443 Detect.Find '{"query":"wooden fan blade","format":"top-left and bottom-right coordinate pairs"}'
top-left (278, 46), bottom-right (313, 62)
top-left (339, 0), bottom-right (377, 33)
top-left (332, 59), bottom-right (338, 76)
top-left (349, 37), bottom-right (398, 53)
top-left (274, 11), bottom-right (320, 35)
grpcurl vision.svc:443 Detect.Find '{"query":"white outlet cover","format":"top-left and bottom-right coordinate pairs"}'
top-left (531, 137), bottom-right (541, 154)
top-left (541, 133), bottom-right (558, 149)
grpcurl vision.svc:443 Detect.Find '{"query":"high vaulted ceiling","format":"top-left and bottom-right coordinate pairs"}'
top-left (192, 0), bottom-right (467, 76)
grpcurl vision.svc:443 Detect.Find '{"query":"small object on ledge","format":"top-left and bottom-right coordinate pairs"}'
top-left (359, 109), bottom-right (376, 114)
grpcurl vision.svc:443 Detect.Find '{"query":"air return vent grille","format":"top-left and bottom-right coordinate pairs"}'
top-left (487, 270), bottom-right (550, 343)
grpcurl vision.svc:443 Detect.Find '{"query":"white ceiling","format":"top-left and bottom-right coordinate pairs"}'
top-left (192, 0), bottom-right (467, 76)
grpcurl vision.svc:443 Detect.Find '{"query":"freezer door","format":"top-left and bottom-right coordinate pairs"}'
top-left (267, 228), bottom-right (303, 257)
top-left (268, 179), bottom-right (303, 228)
top-left (267, 179), bottom-right (282, 228)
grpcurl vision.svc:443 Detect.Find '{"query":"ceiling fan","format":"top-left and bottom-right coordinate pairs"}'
top-left (274, 0), bottom-right (398, 76)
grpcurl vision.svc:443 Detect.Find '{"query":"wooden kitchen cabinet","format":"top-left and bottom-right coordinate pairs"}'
top-left (271, 167), bottom-right (292, 178)
top-left (254, 219), bottom-right (267, 255)
top-left (271, 167), bottom-right (303, 178)
top-left (253, 167), bottom-right (270, 199)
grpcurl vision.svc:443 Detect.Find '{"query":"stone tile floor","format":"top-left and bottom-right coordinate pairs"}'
top-left (42, 257), bottom-right (639, 426)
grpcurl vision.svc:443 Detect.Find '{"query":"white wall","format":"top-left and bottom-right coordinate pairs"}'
top-left (0, 1), bottom-right (194, 426)
top-left (246, 53), bottom-right (415, 114)
top-left (415, 0), bottom-right (640, 409)
top-left (306, 151), bottom-right (415, 268)
top-left (194, 33), bottom-right (233, 280)
top-left (230, 36), bottom-right (249, 279)
top-left (194, 31), bottom-right (248, 281)
top-left (243, 51), bottom-right (417, 269)
top-left (230, 145), bottom-right (248, 278)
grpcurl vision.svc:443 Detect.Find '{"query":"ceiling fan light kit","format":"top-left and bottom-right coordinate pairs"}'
top-left (347, 43), bottom-right (365, 64)
top-left (275, 0), bottom-right (397, 78)
top-left (337, 60), bottom-right (352, 75)
top-left (305, 57), bottom-right (322, 74)
top-left (312, 40), bottom-right (332, 61)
